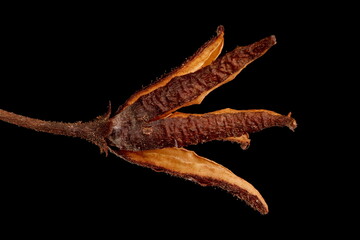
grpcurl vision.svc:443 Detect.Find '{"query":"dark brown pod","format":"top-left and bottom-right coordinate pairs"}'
top-left (0, 26), bottom-right (296, 214)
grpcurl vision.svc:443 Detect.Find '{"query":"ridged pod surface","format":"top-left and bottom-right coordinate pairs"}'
top-left (0, 26), bottom-right (296, 214)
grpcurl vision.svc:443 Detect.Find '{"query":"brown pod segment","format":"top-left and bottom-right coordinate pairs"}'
top-left (115, 34), bottom-right (277, 122)
top-left (109, 109), bottom-right (296, 151)
top-left (115, 147), bottom-right (270, 214)
top-left (0, 26), bottom-right (296, 214)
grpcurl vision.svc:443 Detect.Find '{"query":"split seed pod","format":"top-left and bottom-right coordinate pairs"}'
top-left (0, 26), bottom-right (296, 214)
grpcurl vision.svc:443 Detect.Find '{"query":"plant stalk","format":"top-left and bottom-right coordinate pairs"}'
top-left (0, 109), bottom-right (112, 153)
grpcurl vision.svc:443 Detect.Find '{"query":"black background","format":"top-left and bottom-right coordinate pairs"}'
top-left (0, 2), bottom-right (350, 238)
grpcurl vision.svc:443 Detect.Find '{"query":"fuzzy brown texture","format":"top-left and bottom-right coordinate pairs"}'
top-left (0, 108), bottom-right (112, 153)
top-left (109, 110), bottom-right (295, 151)
top-left (0, 26), bottom-right (296, 214)
top-left (116, 25), bottom-right (225, 114)
top-left (119, 35), bottom-right (276, 122)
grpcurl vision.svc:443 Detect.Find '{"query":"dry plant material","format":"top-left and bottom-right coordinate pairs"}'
top-left (0, 26), bottom-right (296, 214)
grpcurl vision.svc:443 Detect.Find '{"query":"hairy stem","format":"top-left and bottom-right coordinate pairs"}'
top-left (0, 109), bottom-right (112, 152)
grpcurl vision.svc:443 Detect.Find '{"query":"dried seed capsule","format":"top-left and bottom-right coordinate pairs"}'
top-left (0, 26), bottom-right (296, 214)
top-left (118, 26), bottom-right (225, 114)
top-left (109, 109), bottom-right (296, 151)
top-left (114, 147), bottom-right (269, 214)
top-left (116, 35), bottom-right (276, 122)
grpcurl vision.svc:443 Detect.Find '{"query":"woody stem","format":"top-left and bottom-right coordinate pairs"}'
top-left (0, 109), bottom-right (112, 150)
